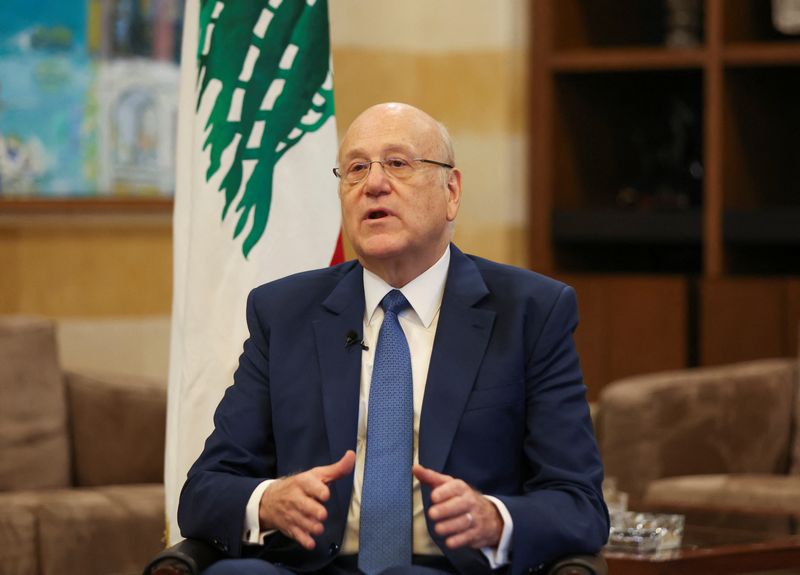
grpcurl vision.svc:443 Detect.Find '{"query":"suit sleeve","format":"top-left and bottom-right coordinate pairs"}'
top-left (497, 285), bottom-right (609, 574)
top-left (177, 289), bottom-right (276, 557)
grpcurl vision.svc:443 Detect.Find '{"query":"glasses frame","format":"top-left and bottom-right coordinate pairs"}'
top-left (332, 158), bottom-right (454, 184)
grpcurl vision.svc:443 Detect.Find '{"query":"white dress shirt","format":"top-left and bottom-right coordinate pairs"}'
top-left (243, 247), bottom-right (512, 567)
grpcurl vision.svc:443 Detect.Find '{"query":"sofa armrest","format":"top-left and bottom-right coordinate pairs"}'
top-left (599, 358), bottom-right (797, 500)
top-left (65, 370), bottom-right (166, 486)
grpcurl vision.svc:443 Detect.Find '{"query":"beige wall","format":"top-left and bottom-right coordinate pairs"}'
top-left (0, 1), bottom-right (530, 321)
top-left (330, 0), bottom-right (530, 266)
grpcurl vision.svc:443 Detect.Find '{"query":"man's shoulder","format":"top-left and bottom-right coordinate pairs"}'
top-left (250, 259), bottom-right (360, 302)
top-left (462, 252), bottom-right (569, 297)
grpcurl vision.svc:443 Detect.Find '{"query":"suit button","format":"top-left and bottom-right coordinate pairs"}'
top-left (329, 542), bottom-right (340, 556)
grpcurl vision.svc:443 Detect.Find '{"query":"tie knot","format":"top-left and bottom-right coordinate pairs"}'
top-left (381, 289), bottom-right (409, 315)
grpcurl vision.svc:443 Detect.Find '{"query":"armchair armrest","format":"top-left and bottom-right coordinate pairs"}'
top-left (599, 358), bottom-right (797, 500)
top-left (65, 370), bottom-right (166, 486)
top-left (546, 554), bottom-right (607, 575)
top-left (143, 539), bottom-right (606, 575)
top-left (144, 538), bottom-right (225, 575)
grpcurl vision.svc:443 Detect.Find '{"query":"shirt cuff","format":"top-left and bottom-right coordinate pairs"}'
top-left (480, 495), bottom-right (514, 568)
top-left (243, 479), bottom-right (275, 545)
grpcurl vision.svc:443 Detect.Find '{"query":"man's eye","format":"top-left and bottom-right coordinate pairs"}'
top-left (348, 162), bottom-right (368, 174)
top-left (386, 158), bottom-right (410, 169)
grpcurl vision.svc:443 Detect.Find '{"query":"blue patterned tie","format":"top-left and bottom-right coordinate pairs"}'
top-left (359, 289), bottom-right (413, 575)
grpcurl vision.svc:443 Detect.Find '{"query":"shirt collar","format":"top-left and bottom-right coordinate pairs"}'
top-left (363, 246), bottom-right (451, 329)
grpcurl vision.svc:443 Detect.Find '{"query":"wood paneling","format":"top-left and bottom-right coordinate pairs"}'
top-left (0, 216), bottom-right (172, 317)
top-left (559, 274), bottom-right (689, 400)
top-left (700, 278), bottom-right (799, 366)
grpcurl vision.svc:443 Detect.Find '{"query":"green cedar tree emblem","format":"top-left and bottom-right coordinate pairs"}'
top-left (197, 0), bottom-right (334, 257)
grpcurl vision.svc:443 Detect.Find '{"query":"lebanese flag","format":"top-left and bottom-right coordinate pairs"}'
top-left (164, 0), bottom-right (342, 544)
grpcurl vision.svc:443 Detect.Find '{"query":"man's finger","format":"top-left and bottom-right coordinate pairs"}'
top-left (314, 450), bottom-right (356, 484)
top-left (427, 492), bottom-right (470, 521)
top-left (288, 491), bottom-right (328, 522)
top-left (412, 463), bottom-right (452, 488)
top-left (289, 525), bottom-right (317, 550)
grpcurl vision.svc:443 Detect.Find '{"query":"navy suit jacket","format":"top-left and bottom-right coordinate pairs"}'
top-left (178, 245), bottom-right (608, 574)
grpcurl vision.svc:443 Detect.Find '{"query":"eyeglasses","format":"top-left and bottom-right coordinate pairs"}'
top-left (332, 157), bottom-right (454, 185)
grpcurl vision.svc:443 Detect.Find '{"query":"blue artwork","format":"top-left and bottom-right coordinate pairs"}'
top-left (0, 0), bottom-right (183, 198)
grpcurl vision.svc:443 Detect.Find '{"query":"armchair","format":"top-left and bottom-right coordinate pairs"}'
top-left (144, 538), bottom-right (607, 575)
top-left (598, 357), bottom-right (800, 512)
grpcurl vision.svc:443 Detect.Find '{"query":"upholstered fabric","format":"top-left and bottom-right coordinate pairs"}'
top-left (66, 371), bottom-right (166, 486)
top-left (644, 474), bottom-right (800, 514)
top-left (3, 485), bottom-right (164, 575)
top-left (0, 497), bottom-right (38, 575)
top-left (0, 316), bottom-right (71, 491)
top-left (600, 358), bottom-right (798, 499)
top-left (0, 315), bottom-right (168, 575)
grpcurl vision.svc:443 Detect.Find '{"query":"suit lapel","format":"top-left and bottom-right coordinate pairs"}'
top-left (419, 246), bottom-right (495, 473)
top-left (312, 262), bottom-right (365, 515)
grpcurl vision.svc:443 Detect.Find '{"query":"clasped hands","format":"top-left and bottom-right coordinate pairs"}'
top-left (259, 450), bottom-right (503, 551)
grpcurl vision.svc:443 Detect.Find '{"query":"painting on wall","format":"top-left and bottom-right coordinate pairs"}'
top-left (0, 0), bottom-right (183, 200)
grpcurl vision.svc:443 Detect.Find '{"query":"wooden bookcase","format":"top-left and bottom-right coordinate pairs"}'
top-left (530, 0), bottom-right (800, 398)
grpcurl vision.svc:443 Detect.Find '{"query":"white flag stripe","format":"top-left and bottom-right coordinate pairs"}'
top-left (253, 9), bottom-right (273, 39)
top-left (276, 141), bottom-right (287, 152)
top-left (269, 0), bottom-right (283, 9)
top-left (227, 87), bottom-right (245, 121)
top-left (260, 78), bottom-right (285, 110)
top-left (288, 127), bottom-right (302, 140)
top-left (202, 23), bottom-right (215, 55)
top-left (247, 120), bottom-right (266, 149)
top-left (239, 45), bottom-right (261, 82)
top-left (279, 44), bottom-right (299, 70)
top-left (212, 1), bottom-right (225, 19)
top-left (301, 109), bottom-right (322, 125)
top-left (312, 92), bottom-right (324, 106)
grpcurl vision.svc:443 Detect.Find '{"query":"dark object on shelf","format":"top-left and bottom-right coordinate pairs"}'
top-left (724, 208), bottom-right (800, 244)
top-left (553, 209), bottom-right (702, 244)
top-left (772, 0), bottom-right (800, 35)
top-left (618, 95), bottom-right (703, 212)
top-left (665, 0), bottom-right (703, 47)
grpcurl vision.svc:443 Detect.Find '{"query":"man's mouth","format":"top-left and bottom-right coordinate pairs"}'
top-left (367, 210), bottom-right (389, 220)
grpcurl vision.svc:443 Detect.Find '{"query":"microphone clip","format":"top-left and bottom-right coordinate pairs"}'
top-left (345, 330), bottom-right (369, 351)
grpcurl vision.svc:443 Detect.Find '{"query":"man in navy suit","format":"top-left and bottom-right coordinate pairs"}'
top-left (178, 103), bottom-right (608, 575)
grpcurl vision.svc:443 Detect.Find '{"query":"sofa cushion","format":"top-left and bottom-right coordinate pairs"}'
top-left (8, 484), bottom-right (165, 575)
top-left (0, 496), bottom-right (39, 575)
top-left (644, 474), bottom-right (800, 514)
top-left (0, 316), bottom-right (71, 490)
top-left (66, 371), bottom-right (166, 486)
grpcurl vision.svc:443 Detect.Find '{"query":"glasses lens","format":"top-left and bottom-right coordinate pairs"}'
top-left (383, 157), bottom-right (413, 180)
top-left (345, 161), bottom-right (369, 183)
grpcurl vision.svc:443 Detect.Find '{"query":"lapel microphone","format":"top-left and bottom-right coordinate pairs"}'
top-left (345, 330), bottom-right (369, 351)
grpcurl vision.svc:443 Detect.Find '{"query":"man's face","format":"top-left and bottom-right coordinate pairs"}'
top-left (337, 104), bottom-right (461, 278)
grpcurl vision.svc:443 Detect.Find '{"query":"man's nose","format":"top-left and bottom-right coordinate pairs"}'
top-left (363, 161), bottom-right (391, 195)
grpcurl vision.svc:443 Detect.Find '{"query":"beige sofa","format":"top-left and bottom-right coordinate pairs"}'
top-left (598, 357), bottom-right (800, 513)
top-left (0, 316), bottom-right (167, 575)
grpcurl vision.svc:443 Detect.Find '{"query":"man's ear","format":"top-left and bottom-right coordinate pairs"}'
top-left (446, 168), bottom-right (462, 222)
